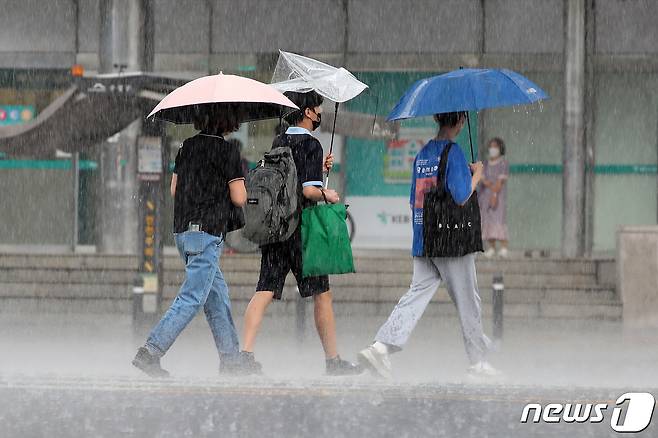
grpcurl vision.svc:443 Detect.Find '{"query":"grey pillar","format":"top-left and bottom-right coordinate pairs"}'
top-left (562, 0), bottom-right (587, 258)
top-left (71, 152), bottom-right (80, 253)
top-left (97, 0), bottom-right (147, 254)
top-left (100, 0), bottom-right (146, 73)
top-left (476, 0), bottom-right (486, 161)
top-left (583, 0), bottom-right (596, 256)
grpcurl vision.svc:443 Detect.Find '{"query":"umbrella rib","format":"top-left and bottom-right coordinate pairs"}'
top-left (498, 70), bottom-right (535, 106)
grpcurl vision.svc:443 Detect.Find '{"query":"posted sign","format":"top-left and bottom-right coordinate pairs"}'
top-left (0, 105), bottom-right (35, 126)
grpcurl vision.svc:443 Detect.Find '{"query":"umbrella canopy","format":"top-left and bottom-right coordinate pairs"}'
top-left (387, 68), bottom-right (549, 121)
top-left (147, 73), bottom-right (298, 124)
top-left (271, 51), bottom-right (368, 103)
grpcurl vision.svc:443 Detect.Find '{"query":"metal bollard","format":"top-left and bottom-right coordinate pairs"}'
top-left (132, 275), bottom-right (145, 327)
top-left (132, 274), bottom-right (159, 333)
top-left (492, 273), bottom-right (504, 343)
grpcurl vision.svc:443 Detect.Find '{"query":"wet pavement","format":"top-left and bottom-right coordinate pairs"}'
top-left (3, 377), bottom-right (656, 438)
top-left (0, 308), bottom-right (657, 437)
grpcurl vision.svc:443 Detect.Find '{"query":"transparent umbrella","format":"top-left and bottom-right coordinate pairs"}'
top-left (271, 51), bottom-right (368, 186)
top-left (271, 50), bottom-right (368, 103)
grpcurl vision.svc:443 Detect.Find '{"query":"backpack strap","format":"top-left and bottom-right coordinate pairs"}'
top-left (436, 142), bottom-right (454, 195)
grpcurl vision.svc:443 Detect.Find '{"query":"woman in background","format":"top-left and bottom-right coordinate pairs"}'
top-left (479, 137), bottom-right (510, 258)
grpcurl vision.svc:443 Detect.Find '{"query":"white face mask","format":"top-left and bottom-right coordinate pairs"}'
top-left (489, 147), bottom-right (501, 159)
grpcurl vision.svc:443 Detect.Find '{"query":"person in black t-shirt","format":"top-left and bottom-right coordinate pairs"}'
top-left (240, 91), bottom-right (362, 376)
top-left (132, 107), bottom-right (247, 377)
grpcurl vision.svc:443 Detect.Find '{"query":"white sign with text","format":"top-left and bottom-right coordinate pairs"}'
top-left (346, 196), bottom-right (412, 249)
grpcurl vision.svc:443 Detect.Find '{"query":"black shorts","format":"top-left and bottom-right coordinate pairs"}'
top-left (256, 228), bottom-right (330, 300)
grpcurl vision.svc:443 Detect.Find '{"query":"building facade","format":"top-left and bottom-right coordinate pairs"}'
top-left (1, 0), bottom-right (658, 254)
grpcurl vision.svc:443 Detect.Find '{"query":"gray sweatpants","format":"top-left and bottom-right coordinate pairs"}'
top-left (375, 253), bottom-right (491, 365)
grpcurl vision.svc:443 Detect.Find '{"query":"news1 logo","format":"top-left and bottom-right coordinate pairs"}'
top-left (520, 392), bottom-right (655, 433)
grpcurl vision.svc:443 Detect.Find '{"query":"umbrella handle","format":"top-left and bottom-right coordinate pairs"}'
top-left (324, 102), bottom-right (340, 189)
top-left (329, 101), bottom-right (339, 155)
top-left (466, 112), bottom-right (475, 163)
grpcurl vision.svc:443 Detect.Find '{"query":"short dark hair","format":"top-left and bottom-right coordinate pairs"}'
top-left (489, 137), bottom-right (506, 155)
top-left (433, 111), bottom-right (467, 128)
top-left (193, 104), bottom-right (241, 135)
top-left (283, 90), bottom-right (324, 125)
top-left (274, 121), bottom-right (289, 136)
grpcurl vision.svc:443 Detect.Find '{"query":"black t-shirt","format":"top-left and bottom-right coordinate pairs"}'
top-left (173, 133), bottom-right (245, 236)
top-left (272, 132), bottom-right (324, 210)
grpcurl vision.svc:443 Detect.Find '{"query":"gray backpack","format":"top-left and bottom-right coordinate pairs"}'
top-left (243, 146), bottom-right (299, 245)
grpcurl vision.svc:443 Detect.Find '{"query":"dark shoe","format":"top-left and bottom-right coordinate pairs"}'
top-left (326, 355), bottom-right (363, 376)
top-left (219, 352), bottom-right (255, 376)
top-left (234, 351), bottom-right (262, 375)
top-left (219, 356), bottom-right (239, 375)
top-left (132, 347), bottom-right (169, 378)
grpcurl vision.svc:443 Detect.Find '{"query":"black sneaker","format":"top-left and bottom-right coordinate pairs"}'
top-left (326, 355), bottom-right (363, 376)
top-left (132, 347), bottom-right (169, 378)
top-left (235, 351), bottom-right (262, 375)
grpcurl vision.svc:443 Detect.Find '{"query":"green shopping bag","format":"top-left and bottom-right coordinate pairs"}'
top-left (301, 203), bottom-right (355, 278)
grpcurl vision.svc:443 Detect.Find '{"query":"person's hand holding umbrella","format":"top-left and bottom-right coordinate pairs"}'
top-left (324, 153), bottom-right (335, 172)
top-left (321, 153), bottom-right (338, 204)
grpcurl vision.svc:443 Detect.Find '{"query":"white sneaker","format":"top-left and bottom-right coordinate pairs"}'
top-left (498, 247), bottom-right (509, 258)
top-left (358, 345), bottom-right (393, 380)
top-left (466, 361), bottom-right (501, 377)
top-left (483, 247), bottom-right (496, 258)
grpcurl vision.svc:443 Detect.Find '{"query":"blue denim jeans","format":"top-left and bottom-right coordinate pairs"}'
top-left (146, 231), bottom-right (239, 360)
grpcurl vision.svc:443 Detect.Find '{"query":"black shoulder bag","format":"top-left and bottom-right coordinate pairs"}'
top-left (422, 142), bottom-right (483, 257)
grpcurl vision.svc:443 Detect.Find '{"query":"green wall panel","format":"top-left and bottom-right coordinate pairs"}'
top-left (593, 73), bottom-right (658, 250)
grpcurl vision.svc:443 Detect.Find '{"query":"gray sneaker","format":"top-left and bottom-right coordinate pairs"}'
top-left (325, 355), bottom-right (363, 376)
top-left (235, 351), bottom-right (263, 375)
top-left (132, 347), bottom-right (169, 378)
top-left (357, 345), bottom-right (392, 380)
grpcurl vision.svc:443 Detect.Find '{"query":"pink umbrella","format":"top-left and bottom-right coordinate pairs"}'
top-left (147, 73), bottom-right (298, 124)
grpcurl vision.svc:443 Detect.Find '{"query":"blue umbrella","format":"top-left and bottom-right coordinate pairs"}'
top-left (387, 68), bottom-right (549, 161)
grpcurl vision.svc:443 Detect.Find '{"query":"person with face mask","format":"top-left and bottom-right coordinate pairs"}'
top-left (478, 137), bottom-right (510, 257)
top-left (239, 90), bottom-right (362, 376)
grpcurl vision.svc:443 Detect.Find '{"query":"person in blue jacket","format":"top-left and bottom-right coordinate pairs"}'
top-left (358, 111), bottom-right (498, 379)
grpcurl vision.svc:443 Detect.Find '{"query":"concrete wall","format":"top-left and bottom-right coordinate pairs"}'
top-left (78, 0), bottom-right (101, 53)
top-left (596, 0), bottom-right (658, 54)
top-left (213, 0), bottom-right (345, 53)
top-left (617, 225), bottom-right (658, 328)
top-left (484, 0), bottom-right (563, 53)
top-left (0, 0), bottom-right (76, 68)
top-left (1, 0), bottom-right (658, 71)
top-left (153, 0), bottom-right (210, 54)
top-left (348, 0), bottom-right (480, 53)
